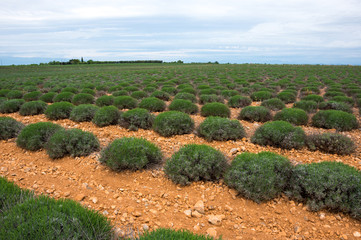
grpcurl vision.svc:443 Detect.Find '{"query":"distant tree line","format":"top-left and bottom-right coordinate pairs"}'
top-left (47, 59), bottom-right (163, 65)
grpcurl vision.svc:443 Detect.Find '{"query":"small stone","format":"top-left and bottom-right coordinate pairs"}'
top-left (90, 197), bottom-right (98, 204)
top-left (0, 167), bottom-right (8, 172)
top-left (194, 224), bottom-right (200, 231)
top-left (341, 234), bottom-right (348, 240)
top-left (208, 215), bottom-right (223, 226)
top-left (64, 192), bottom-right (71, 197)
top-left (192, 211), bottom-right (203, 218)
top-left (319, 213), bottom-right (326, 220)
top-left (142, 224), bottom-right (149, 231)
top-left (75, 194), bottom-right (86, 201)
top-left (194, 200), bottom-right (205, 214)
top-left (206, 228), bottom-right (217, 238)
top-left (132, 211), bottom-right (142, 217)
top-left (184, 209), bottom-right (192, 217)
top-left (225, 205), bottom-right (233, 212)
top-left (354, 232), bottom-right (361, 238)
top-left (294, 225), bottom-right (301, 233)
top-left (230, 148), bottom-right (238, 154)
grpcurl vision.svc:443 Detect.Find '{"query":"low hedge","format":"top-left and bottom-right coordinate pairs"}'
top-left (19, 101), bottom-right (47, 116)
top-left (153, 111), bottom-right (194, 137)
top-left (69, 104), bottom-right (99, 122)
top-left (139, 97), bottom-right (166, 112)
top-left (318, 101), bottom-right (353, 113)
top-left (16, 122), bottom-right (63, 151)
top-left (0, 117), bottom-right (24, 140)
top-left (39, 92), bottom-right (56, 103)
top-left (311, 110), bottom-right (358, 131)
top-left (251, 121), bottom-right (306, 149)
top-left (238, 106), bottom-right (272, 122)
top-left (199, 94), bottom-right (224, 104)
top-left (131, 91), bottom-right (148, 100)
top-left (113, 96), bottom-right (137, 110)
top-left (198, 117), bottom-right (246, 141)
top-left (168, 99), bottom-right (198, 114)
top-left (44, 102), bottom-right (74, 120)
top-left (92, 106), bottom-right (120, 127)
top-left (293, 100), bottom-right (318, 113)
top-left (45, 129), bottom-right (100, 159)
top-left (164, 144), bottom-right (228, 186)
top-left (286, 162), bottom-right (361, 220)
top-left (0, 195), bottom-right (113, 239)
top-left (71, 93), bottom-right (95, 105)
top-left (301, 94), bottom-right (324, 103)
top-left (95, 95), bottom-right (114, 107)
top-left (277, 91), bottom-right (297, 103)
top-left (0, 99), bottom-right (25, 113)
top-left (174, 92), bottom-right (197, 103)
top-left (228, 95), bottom-right (252, 108)
top-left (150, 90), bottom-right (170, 101)
top-left (23, 91), bottom-right (42, 102)
top-left (274, 108), bottom-right (308, 126)
top-left (119, 108), bottom-right (154, 130)
top-left (99, 137), bottom-right (162, 171)
top-left (137, 228), bottom-right (219, 240)
top-left (306, 133), bottom-right (356, 155)
top-left (53, 92), bottom-right (74, 103)
top-left (201, 102), bottom-right (230, 118)
top-left (260, 98), bottom-right (286, 111)
top-left (250, 91), bottom-right (273, 101)
top-left (225, 152), bottom-right (292, 203)
top-left (6, 90), bottom-right (23, 99)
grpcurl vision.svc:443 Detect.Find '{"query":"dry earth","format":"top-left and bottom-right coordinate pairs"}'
top-left (1, 109), bottom-right (361, 240)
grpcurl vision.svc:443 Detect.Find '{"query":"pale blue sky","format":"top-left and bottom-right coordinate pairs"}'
top-left (1, 0), bottom-right (361, 65)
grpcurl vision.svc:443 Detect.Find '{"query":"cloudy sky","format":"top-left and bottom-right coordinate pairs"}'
top-left (1, 0), bottom-right (361, 65)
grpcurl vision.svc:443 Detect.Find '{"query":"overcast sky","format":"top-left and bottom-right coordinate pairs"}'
top-left (1, 0), bottom-right (361, 65)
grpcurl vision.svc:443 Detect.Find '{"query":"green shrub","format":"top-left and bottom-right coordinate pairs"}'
top-left (306, 133), bottom-right (356, 155)
top-left (238, 106), bottom-right (272, 122)
top-left (277, 91), bottom-right (297, 103)
top-left (198, 117), bottom-right (246, 141)
top-left (0, 195), bottom-right (112, 239)
top-left (143, 86), bottom-right (157, 93)
top-left (81, 88), bottom-right (96, 96)
top-left (23, 91), bottom-right (42, 102)
top-left (70, 104), bottom-right (99, 122)
top-left (261, 98), bottom-right (286, 111)
top-left (71, 93), bottom-right (95, 105)
top-left (16, 122), bottom-right (63, 151)
top-left (45, 129), bottom-right (100, 159)
top-left (45, 102), bottom-right (74, 120)
top-left (162, 86), bottom-right (177, 95)
top-left (139, 97), bottom-right (166, 112)
top-left (199, 88), bottom-right (218, 95)
top-left (99, 137), bottom-right (162, 171)
top-left (150, 90), bottom-right (170, 101)
top-left (179, 87), bottom-right (196, 95)
top-left (53, 92), bottom-right (74, 102)
top-left (199, 94), bottom-right (224, 104)
top-left (318, 101), bottom-right (352, 113)
top-left (131, 90), bottom-right (148, 100)
top-left (250, 91), bottom-right (272, 101)
top-left (311, 110), bottom-right (358, 131)
top-left (225, 152), bottom-right (292, 203)
top-left (324, 91), bottom-right (345, 98)
top-left (221, 89), bottom-right (238, 99)
top-left (39, 92), bottom-right (56, 103)
top-left (124, 86), bottom-right (139, 93)
top-left (286, 162), bottom-right (361, 219)
top-left (0, 176), bottom-right (33, 213)
top-left (137, 228), bottom-right (218, 240)
top-left (228, 95), bottom-right (252, 108)
top-left (119, 108), bottom-right (154, 130)
top-left (168, 99), bottom-right (198, 114)
top-left (61, 87), bottom-right (78, 93)
top-left (113, 96), bottom-right (137, 110)
top-left (0, 89), bottom-right (10, 97)
top-left (92, 106), bottom-right (120, 127)
top-left (0, 99), bottom-right (25, 113)
top-left (251, 121), bottom-right (306, 149)
top-left (201, 102), bottom-right (230, 118)
top-left (301, 94), bottom-right (324, 103)
top-left (153, 111), bottom-right (194, 137)
top-left (112, 90), bottom-right (128, 96)
top-left (0, 97), bottom-right (6, 105)
top-left (330, 96), bottom-right (354, 106)
top-left (293, 100), bottom-right (318, 113)
top-left (6, 90), bottom-right (23, 99)
top-left (274, 108), bottom-right (308, 125)
top-left (0, 117), bottom-right (24, 140)
top-left (19, 100), bottom-right (47, 116)
top-left (174, 92), bottom-right (197, 103)
top-left (95, 95), bottom-right (114, 107)
top-left (165, 144), bottom-right (228, 186)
